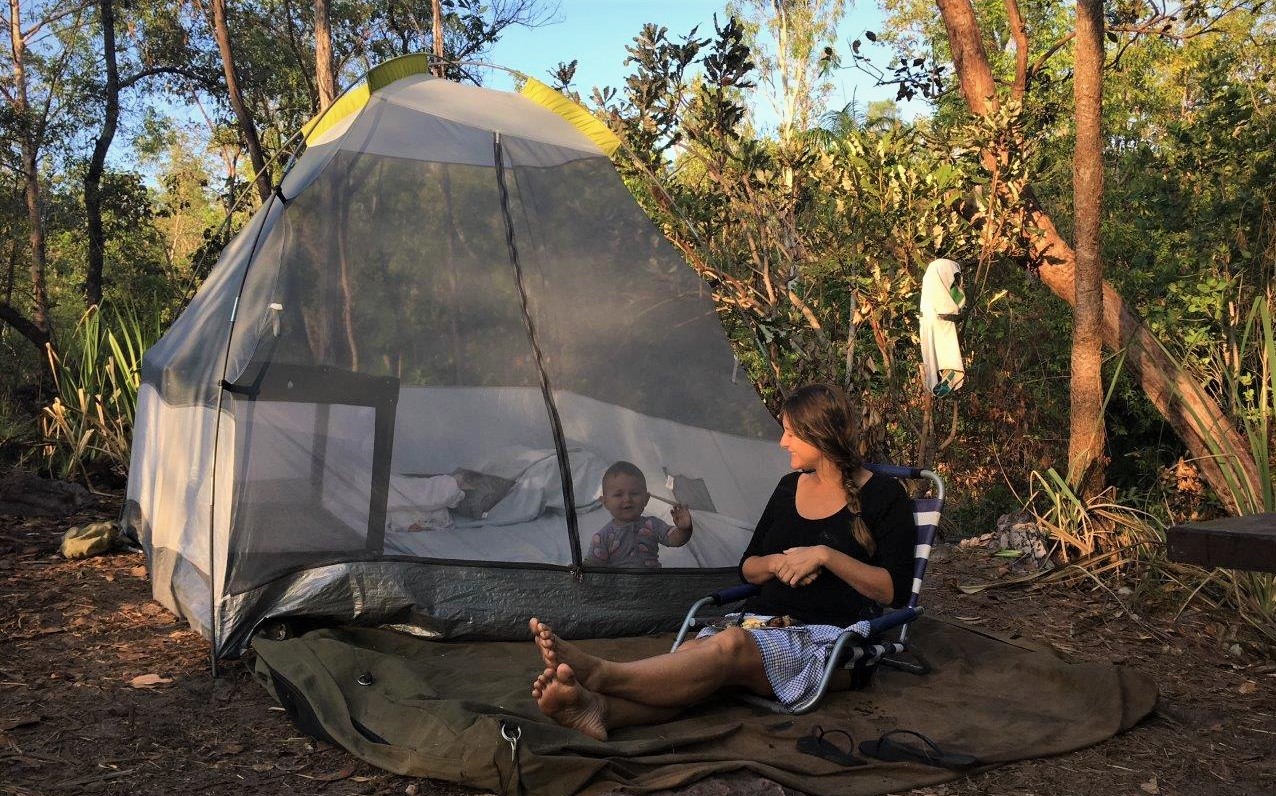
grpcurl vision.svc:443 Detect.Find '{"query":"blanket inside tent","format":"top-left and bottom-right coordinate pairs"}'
top-left (252, 616), bottom-right (1157, 796)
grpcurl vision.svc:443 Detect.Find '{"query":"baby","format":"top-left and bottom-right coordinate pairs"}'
top-left (585, 461), bottom-right (692, 568)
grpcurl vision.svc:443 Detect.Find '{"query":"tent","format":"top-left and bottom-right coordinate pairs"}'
top-left (124, 55), bottom-right (790, 659)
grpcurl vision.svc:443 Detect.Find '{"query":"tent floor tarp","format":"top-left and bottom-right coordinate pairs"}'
top-left (251, 616), bottom-right (1157, 796)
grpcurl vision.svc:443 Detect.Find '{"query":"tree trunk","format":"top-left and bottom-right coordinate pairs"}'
top-left (84, 0), bottom-right (120, 308)
top-left (314, 0), bottom-right (337, 109)
top-left (431, 0), bottom-right (445, 78)
top-left (211, 0), bottom-right (272, 203)
top-left (935, 0), bottom-right (1260, 513)
top-left (8, 0), bottom-right (52, 347)
top-left (1069, 0), bottom-right (1105, 489)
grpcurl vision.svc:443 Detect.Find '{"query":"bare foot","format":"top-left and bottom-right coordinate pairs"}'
top-left (530, 666), bottom-right (554, 699)
top-left (532, 663), bottom-right (608, 741)
top-left (528, 618), bottom-right (603, 688)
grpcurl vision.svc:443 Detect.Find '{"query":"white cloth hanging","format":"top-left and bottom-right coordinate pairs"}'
top-left (919, 258), bottom-right (966, 396)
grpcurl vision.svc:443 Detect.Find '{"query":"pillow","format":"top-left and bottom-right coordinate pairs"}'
top-left (450, 468), bottom-right (516, 519)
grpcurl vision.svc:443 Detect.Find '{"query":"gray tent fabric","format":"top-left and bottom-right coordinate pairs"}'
top-left (251, 617), bottom-right (1157, 795)
top-left (124, 59), bottom-right (793, 657)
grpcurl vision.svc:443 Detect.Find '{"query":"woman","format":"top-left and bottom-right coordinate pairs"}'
top-left (529, 384), bottom-right (916, 740)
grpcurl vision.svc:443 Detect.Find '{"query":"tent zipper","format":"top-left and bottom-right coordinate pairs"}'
top-left (492, 131), bottom-right (583, 572)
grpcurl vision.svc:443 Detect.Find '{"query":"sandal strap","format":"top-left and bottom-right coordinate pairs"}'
top-left (879, 728), bottom-right (945, 760)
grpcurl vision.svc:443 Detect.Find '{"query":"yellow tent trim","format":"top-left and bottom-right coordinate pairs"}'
top-left (519, 78), bottom-right (622, 157)
top-left (301, 54), bottom-right (434, 146)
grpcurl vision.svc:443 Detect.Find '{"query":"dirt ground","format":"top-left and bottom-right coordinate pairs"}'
top-left (2, 492), bottom-right (1274, 796)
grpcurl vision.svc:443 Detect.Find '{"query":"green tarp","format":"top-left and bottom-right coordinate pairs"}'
top-left (252, 616), bottom-right (1157, 795)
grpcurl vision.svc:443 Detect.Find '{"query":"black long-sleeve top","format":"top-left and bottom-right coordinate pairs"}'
top-left (738, 471), bottom-right (915, 626)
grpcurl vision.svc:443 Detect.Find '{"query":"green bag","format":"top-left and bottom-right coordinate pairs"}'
top-left (60, 521), bottom-right (117, 559)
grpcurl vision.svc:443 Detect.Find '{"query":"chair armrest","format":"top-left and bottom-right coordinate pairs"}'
top-left (710, 583), bottom-right (761, 606)
top-left (864, 462), bottom-right (926, 479)
top-left (672, 583), bottom-right (762, 652)
top-left (867, 606), bottom-right (921, 637)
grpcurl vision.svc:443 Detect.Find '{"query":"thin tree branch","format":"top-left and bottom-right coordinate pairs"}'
top-left (119, 65), bottom-right (218, 91)
top-left (1004, 0), bottom-right (1028, 101)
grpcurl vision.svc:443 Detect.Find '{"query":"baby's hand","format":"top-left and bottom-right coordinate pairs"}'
top-left (671, 503), bottom-right (693, 532)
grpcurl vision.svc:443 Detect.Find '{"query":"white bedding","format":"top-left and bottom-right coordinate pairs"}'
top-left (453, 445), bottom-right (607, 526)
top-left (384, 505), bottom-right (755, 568)
top-left (321, 439), bottom-right (762, 567)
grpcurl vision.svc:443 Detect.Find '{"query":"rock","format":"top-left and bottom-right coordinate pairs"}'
top-left (0, 469), bottom-right (92, 517)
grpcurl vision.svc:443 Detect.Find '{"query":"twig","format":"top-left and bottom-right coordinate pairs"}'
top-left (53, 768), bottom-right (136, 788)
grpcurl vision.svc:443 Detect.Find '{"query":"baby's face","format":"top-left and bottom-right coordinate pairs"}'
top-left (601, 473), bottom-right (649, 523)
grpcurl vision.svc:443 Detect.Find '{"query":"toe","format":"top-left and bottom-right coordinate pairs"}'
top-left (556, 662), bottom-right (576, 685)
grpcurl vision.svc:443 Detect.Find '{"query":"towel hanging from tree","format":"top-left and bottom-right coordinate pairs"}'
top-left (920, 258), bottom-right (966, 396)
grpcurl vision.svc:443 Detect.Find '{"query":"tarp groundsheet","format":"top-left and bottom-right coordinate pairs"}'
top-left (252, 616), bottom-right (1157, 795)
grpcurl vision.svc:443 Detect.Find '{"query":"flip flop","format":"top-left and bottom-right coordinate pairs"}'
top-left (858, 729), bottom-right (979, 770)
top-left (796, 725), bottom-right (865, 767)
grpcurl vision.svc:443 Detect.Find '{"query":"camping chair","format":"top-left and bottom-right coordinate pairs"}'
top-left (671, 462), bottom-right (943, 715)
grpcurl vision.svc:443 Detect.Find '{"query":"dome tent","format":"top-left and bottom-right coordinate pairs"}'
top-left (124, 55), bottom-right (789, 659)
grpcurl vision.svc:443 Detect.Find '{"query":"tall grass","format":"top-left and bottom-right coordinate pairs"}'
top-left (41, 304), bottom-right (159, 485)
top-left (1028, 291), bottom-right (1275, 642)
top-left (1212, 293), bottom-right (1276, 637)
top-left (1225, 293), bottom-right (1275, 513)
top-left (1027, 468), bottom-right (1164, 570)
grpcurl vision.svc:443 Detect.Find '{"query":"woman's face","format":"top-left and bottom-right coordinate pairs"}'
top-left (780, 414), bottom-right (824, 471)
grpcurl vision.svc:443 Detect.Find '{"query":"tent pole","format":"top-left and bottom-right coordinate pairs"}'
top-left (206, 188), bottom-right (284, 669)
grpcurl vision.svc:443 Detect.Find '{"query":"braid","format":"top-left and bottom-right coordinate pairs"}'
top-left (783, 384), bottom-right (876, 556)
top-left (837, 455), bottom-right (875, 556)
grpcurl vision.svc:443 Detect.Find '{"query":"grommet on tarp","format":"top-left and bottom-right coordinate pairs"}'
top-left (356, 672), bottom-right (375, 687)
top-left (499, 720), bottom-right (524, 796)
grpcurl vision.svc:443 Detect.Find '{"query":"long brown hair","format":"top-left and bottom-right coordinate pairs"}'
top-left (782, 384), bottom-right (874, 555)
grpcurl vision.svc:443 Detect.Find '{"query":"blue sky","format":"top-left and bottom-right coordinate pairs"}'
top-left (486, 0), bottom-right (920, 131)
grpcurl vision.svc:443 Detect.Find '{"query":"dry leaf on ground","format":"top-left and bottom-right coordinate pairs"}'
top-left (129, 673), bottom-right (172, 688)
top-left (307, 762), bottom-right (357, 782)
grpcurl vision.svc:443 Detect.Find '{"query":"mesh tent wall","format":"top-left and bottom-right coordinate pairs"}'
top-left (124, 56), bottom-right (790, 658)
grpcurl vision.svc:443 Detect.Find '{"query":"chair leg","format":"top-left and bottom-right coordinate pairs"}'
top-left (880, 645), bottom-right (931, 675)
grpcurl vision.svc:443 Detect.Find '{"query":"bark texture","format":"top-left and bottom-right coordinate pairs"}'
top-left (1069, 0), bottom-right (1105, 488)
top-left (211, 0), bottom-right (272, 203)
top-left (85, 0), bottom-right (120, 308)
top-left (7, 0), bottom-right (51, 347)
top-left (314, 0), bottom-right (337, 109)
top-left (431, 0), bottom-right (445, 77)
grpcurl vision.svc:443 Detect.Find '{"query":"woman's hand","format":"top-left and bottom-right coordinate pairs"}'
top-left (774, 545), bottom-right (828, 587)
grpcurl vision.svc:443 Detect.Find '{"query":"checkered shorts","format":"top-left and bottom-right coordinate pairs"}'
top-left (695, 614), bottom-right (872, 707)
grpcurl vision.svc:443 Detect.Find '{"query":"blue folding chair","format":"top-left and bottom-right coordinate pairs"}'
top-left (670, 462), bottom-right (943, 715)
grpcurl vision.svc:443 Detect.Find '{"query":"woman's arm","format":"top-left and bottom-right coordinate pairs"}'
top-left (773, 478), bottom-right (915, 603)
top-left (777, 546), bottom-right (894, 604)
top-left (737, 475), bottom-right (795, 583)
top-left (740, 553), bottom-right (782, 584)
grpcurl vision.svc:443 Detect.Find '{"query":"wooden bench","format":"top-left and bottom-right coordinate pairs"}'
top-left (1166, 513), bottom-right (1276, 574)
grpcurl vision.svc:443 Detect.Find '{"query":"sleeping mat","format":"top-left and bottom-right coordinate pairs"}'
top-left (251, 616), bottom-right (1157, 795)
